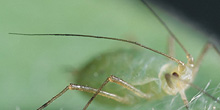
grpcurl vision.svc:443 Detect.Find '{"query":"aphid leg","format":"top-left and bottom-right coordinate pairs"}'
top-left (179, 90), bottom-right (189, 110)
top-left (83, 75), bottom-right (152, 110)
top-left (168, 36), bottom-right (175, 57)
top-left (166, 74), bottom-right (189, 109)
top-left (37, 85), bottom-right (69, 110)
top-left (193, 42), bottom-right (220, 76)
top-left (37, 83), bottom-right (129, 110)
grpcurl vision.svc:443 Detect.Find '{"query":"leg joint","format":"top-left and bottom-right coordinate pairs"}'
top-left (108, 75), bottom-right (120, 82)
top-left (68, 83), bottom-right (81, 90)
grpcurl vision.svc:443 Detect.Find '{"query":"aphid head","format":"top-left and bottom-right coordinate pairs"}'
top-left (159, 63), bottom-right (193, 95)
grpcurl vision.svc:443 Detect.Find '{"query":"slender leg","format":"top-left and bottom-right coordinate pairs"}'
top-left (165, 74), bottom-right (189, 109)
top-left (193, 42), bottom-right (220, 77)
top-left (37, 84), bottom-right (129, 110)
top-left (179, 90), bottom-right (189, 110)
top-left (168, 36), bottom-right (175, 57)
top-left (37, 86), bottom-right (69, 110)
top-left (38, 75), bottom-right (152, 110)
top-left (83, 75), bottom-right (152, 110)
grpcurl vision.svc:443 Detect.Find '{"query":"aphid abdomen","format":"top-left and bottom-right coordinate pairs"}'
top-left (77, 49), bottom-right (170, 105)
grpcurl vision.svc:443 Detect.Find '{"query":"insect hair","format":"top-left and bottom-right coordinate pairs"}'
top-left (151, 81), bottom-right (219, 110)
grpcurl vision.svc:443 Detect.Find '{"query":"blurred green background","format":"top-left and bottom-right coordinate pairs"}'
top-left (1, 0), bottom-right (219, 110)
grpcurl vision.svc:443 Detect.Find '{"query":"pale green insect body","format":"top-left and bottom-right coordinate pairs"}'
top-left (77, 49), bottom-right (177, 105)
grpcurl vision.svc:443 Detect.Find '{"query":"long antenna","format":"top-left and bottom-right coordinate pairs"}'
top-left (9, 33), bottom-right (185, 66)
top-left (141, 0), bottom-right (190, 57)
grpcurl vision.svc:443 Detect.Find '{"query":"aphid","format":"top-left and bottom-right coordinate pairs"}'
top-left (10, 1), bottom-right (220, 110)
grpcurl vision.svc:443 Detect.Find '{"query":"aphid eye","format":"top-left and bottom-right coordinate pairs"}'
top-left (172, 72), bottom-right (179, 77)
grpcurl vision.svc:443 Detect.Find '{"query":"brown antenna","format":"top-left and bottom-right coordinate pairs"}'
top-left (141, 0), bottom-right (191, 58)
top-left (9, 33), bottom-right (185, 66)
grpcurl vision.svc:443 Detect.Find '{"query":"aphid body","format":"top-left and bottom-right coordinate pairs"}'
top-left (77, 49), bottom-right (192, 105)
top-left (9, 0), bottom-right (220, 110)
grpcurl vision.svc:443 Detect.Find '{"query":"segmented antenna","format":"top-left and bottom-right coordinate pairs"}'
top-left (141, 0), bottom-right (191, 58)
top-left (9, 33), bottom-right (185, 66)
top-left (9, 1), bottom-right (190, 66)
